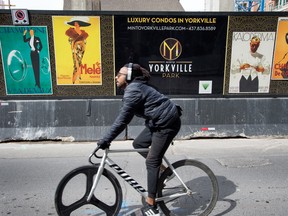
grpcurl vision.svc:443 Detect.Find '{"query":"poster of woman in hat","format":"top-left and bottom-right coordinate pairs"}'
top-left (66, 16), bottom-right (90, 84)
top-left (52, 16), bottom-right (102, 85)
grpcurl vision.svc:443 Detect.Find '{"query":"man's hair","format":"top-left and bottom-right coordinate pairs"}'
top-left (251, 36), bottom-right (260, 43)
top-left (124, 63), bottom-right (150, 82)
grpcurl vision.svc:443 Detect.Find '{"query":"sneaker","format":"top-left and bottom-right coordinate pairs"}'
top-left (141, 204), bottom-right (160, 216)
top-left (159, 166), bottom-right (176, 184)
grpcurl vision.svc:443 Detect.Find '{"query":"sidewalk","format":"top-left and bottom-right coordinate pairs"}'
top-left (1, 138), bottom-right (288, 159)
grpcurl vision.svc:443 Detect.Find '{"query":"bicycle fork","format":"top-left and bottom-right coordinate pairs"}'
top-left (86, 149), bottom-right (108, 202)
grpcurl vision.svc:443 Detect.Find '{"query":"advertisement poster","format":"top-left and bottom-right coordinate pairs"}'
top-left (229, 32), bottom-right (275, 93)
top-left (114, 15), bottom-right (228, 95)
top-left (52, 16), bottom-right (102, 85)
top-left (272, 17), bottom-right (288, 80)
top-left (0, 26), bottom-right (52, 95)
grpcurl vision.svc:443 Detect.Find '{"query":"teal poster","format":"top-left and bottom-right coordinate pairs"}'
top-left (0, 26), bottom-right (52, 95)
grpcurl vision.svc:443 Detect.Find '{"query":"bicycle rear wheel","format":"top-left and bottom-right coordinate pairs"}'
top-left (158, 159), bottom-right (219, 216)
top-left (55, 165), bottom-right (122, 216)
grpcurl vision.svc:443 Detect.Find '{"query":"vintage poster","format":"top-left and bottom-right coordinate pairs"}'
top-left (229, 32), bottom-right (275, 93)
top-left (0, 26), bottom-right (52, 95)
top-left (272, 17), bottom-right (288, 80)
top-left (114, 15), bottom-right (228, 95)
top-left (52, 16), bottom-right (102, 85)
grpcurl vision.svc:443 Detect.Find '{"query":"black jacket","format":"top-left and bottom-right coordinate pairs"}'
top-left (102, 80), bottom-right (179, 143)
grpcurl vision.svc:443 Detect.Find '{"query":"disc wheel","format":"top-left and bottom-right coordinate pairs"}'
top-left (158, 159), bottom-right (219, 216)
top-left (55, 165), bottom-right (122, 216)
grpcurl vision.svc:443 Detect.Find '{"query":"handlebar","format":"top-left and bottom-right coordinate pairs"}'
top-left (88, 146), bottom-right (106, 165)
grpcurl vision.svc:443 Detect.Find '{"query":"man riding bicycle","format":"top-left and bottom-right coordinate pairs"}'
top-left (97, 63), bottom-right (181, 215)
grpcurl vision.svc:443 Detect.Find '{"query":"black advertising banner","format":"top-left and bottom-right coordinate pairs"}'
top-left (114, 15), bottom-right (228, 95)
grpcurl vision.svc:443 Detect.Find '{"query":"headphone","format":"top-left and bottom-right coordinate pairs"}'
top-left (126, 63), bottom-right (133, 81)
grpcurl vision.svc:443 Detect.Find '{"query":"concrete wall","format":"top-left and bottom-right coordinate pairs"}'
top-left (1, 98), bottom-right (287, 142)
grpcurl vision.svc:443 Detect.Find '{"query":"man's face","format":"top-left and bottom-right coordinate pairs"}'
top-left (250, 40), bottom-right (260, 53)
top-left (115, 67), bottom-right (128, 89)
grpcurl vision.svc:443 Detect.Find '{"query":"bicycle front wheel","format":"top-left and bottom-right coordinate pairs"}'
top-left (158, 159), bottom-right (219, 216)
top-left (55, 165), bottom-right (122, 216)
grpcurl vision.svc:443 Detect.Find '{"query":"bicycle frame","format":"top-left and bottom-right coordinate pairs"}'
top-left (87, 148), bottom-right (192, 203)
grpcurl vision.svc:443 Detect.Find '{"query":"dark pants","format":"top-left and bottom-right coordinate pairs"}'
top-left (132, 117), bottom-right (181, 199)
top-left (30, 50), bottom-right (40, 88)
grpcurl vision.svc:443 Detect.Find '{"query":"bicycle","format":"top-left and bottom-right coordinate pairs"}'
top-left (55, 145), bottom-right (219, 216)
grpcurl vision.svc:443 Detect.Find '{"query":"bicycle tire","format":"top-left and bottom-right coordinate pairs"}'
top-left (55, 165), bottom-right (122, 216)
top-left (158, 159), bottom-right (219, 216)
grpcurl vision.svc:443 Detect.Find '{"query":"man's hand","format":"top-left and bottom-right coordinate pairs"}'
top-left (255, 65), bottom-right (265, 72)
top-left (240, 63), bottom-right (251, 70)
top-left (97, 140), bottom-right (110, 150)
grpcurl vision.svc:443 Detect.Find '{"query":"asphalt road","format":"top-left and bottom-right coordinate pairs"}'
top-left (0, 138), bottom-right (288, 216)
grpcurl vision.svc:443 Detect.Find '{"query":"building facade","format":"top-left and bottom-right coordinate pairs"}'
top-left (266, 0), bottom-right (288, 11)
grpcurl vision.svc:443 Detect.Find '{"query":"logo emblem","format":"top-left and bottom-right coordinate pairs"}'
top-left (160, 38), bottom-right (182, 61)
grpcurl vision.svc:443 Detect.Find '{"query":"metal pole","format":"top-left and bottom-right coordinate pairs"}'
top-left (260, 0), bottom-right (265, 11)
top-left (248, 0), bottom-right (252, 11)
